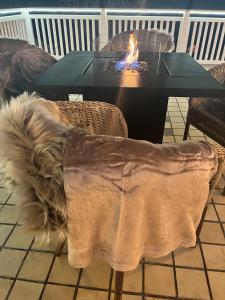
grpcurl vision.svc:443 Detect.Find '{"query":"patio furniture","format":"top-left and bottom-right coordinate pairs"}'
top-left (100, 29), bottom-right (174, 53)
top-left (55, 100), bottom-right (128, 137)
top-left (33, 51), bottom-right (225, 143)
top-left (183, 63), bottom-right (225, 194)
top-left (63, 128), bottom-right (217, 300)
top-left (0, 38), bottom-right (57, 105)
top-left (0, 92), bottom-right (128, 240)
top-left (0, 93), bottom-right (220, 300)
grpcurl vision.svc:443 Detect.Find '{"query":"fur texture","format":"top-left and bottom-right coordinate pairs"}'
top-left (0, 93), bottom-right (69, 241)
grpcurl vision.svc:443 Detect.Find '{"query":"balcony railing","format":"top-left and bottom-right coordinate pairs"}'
top-left (0, 8), bottom-right (225, 65)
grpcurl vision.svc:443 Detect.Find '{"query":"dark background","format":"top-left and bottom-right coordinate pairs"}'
top-left (0, 0), bottom-right (225, 10)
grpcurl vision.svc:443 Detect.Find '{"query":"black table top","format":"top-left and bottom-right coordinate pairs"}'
top-left (33, 51), bottom-right (225, 98)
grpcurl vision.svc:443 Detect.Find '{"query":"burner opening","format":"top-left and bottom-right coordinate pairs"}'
top-left (107, 32), bottom-right (148, 73)
top-left (107, 60), bottom-right (148, 73)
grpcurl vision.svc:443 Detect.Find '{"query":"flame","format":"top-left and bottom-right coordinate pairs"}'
top-left (126, 33), bottom-right (139, 64)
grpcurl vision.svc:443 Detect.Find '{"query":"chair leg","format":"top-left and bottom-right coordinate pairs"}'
top-left (196, 204), bottom-right (208, 241)
top-left (114, 271), bottom-right (124, 300)
top-left (55, 239), bottom-right (66, 256)
top-left (208, 159), bottom-right (225, 201)
top-left (183, 121), bottom-right (190, 140)
top-left (196, 159), bottom-right (225, 240)
top-left (223, 185), bottom-right (225, 196)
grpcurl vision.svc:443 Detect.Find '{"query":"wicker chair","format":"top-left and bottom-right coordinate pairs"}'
top-left (56, 101), bottom-right (223, 300)
top-left (0, 95), bottom-right (222, 300)
top-left (100, 29), bottom-right (174, 53)
top-left (0, 38), bottom-right (58, 104)
top-left (55, 100), bottom-right (128, 137)
top-left (183, 63), bottom-right (225, 195)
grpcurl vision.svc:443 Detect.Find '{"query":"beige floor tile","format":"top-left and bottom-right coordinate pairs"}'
top-left (205, 204), bottom-right (218, 221)
top-left (171, 122), bottom-right (185, 129)
top-left (202, 244), bottom-right (225, 270)
top-left (168, 107), bottom-right (180, 112)
top-left (176, 268), bottom-right (210, 299)
top-left (215, 205), bottom-right (225, 221)
top-left (174, 245), bottom-right (203, 267)
top-left (76, 288), bottom-right (108, 300)
top-left (164, 122), bottom-right (171, 128)
top-left (42, 284), bottom-right (75, 300)
top-left (48, 255), bottom-right (79, 284)
top-left (200, 222), bottom-right (225, 243)
top-left (168, 103), bottom-right (178, 107)
top-left (77, 95), bottom-right (83, 101)
top-left (179, 110), bottom-right (188, 115)
top-left (79, 259), bottom-right (111, 289)
top-left (212, 190), bottom-right (225, 204)
top-left (163, 136), bottom-right (175, 143)
top-left (146, 298), bottom-right (171, 300)
top-left (118, 264), bottom-right (142, 292)
top-left (170, 116), bottom-right (184, 123)
top-left (0, 188), bottom-right (10, 203)
top-left (208, 271), bottom-right (225, 300)
top-left (0, 278), bottom-right (13, 300)
top-left (179, 106), bottom-right (188, 111)
top-left (174, 136), bottom-right (184, 143)
top-left (173, 128), bottom-right (184, 135)
top-left (0, 205), bottom-right (20, 223)
top-left (122, 295), bottom-right (142, 299)
top-left (145, 265), bottom-right (176, 297)
top-left (6, 193), bottom-right (18, 205)
top-left (0, 249), bottom-right (26, 277)
top-left (32, 232), bottom-right (59, 251)
top-left (18, 251), bottom-right (54, 281)
top-left (217, 175), bottom-right (225, 189)
top-left (69, 94), bottom-right (80, 101)
top-left (178, 99), bottom-right (188, 103)
top-left (169, 112), bottom-right (182, 117)
top-left (189, 130), bottom-right (205, 137)
top-left (6, 226), bottom-right (34, 249)
top-left (190, 136), bottom-right (206, 142)
top-left (8, 280), bottom-right (43, 300)
top-left (0, 224), bottom-right (13, 246)
top-left (168, 101), bottom-right (178, 106)
top-left (145, 253), bottom-right (173, 265)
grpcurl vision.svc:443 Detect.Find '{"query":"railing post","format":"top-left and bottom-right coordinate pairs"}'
top-left (21, 8), bottom-right (35, 44)
top-left (176, 10), bottom-right (190, 53)
top-left (99, 8), bottom-right (108, 50)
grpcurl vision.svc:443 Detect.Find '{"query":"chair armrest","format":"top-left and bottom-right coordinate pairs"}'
top-left (55, 100), bottom-right (128, 138)
top-left (189, 63), bottom-right (225, 108)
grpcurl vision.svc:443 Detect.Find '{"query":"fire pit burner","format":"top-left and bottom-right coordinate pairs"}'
top-left (107, 60), bottom-right (148, 73)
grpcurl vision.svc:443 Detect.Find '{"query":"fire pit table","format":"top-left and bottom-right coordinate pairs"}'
top-left (33, 51), bottom-right (225, 143)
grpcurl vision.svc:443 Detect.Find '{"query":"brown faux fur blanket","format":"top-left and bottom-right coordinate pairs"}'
top-left (0, 93), bottom-right (69, 241)
top-left (64, 129), bottom-right (217, 271)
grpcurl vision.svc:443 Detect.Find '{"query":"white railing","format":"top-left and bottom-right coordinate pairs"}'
top-left (0, 8), bottom-right (225, 64)
top-left (0, 11), bottom-right (27, 40)
top-left (187, 17), bottom-right (225, 64)
top-left (31, 14), bottom-right (100, 57)
top-left (107, 15), bottom-right (182, 48)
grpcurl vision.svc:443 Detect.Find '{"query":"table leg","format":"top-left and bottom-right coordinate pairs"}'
top-left (83, 91), bottom-right (169, 144)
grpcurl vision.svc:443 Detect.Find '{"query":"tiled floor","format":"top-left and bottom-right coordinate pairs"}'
top-left (0, 97), bottom-right (225, 300)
